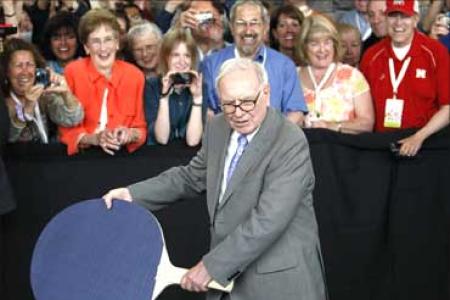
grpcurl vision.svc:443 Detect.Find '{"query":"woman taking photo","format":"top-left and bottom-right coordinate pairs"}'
top-left (296, 14), bottom-right (374, 133)
top-left (59, 8), bottom-right (147, 155)
top-left (1, 38), bottom-right (83, 143)
top-left (144, 28), bottom-right (205, 147)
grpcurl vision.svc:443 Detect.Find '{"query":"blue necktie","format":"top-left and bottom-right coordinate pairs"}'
top-left (226, 134), bottom-right (248, 183)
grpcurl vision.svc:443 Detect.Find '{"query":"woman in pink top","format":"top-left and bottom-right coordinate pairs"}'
top-left (295, 14), bottom-right (374, 134)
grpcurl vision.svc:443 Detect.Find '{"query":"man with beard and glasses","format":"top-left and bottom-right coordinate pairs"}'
top-left (201, 0), bottom-right (307, 125)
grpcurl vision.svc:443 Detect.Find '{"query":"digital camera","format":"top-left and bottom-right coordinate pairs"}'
top-left (35, 68), bottom-right (51, 87)
top-left (196, 11), bottom-right (214, 26)
top-left (170, 72), bottom-right (194, 85)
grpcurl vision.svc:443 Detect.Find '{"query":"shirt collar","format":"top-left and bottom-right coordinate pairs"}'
top-left (234, 45), bottom-right (265, 63)
top-left (254, 46), bottom-right (265, 63)
top-left (230, 127), bottom-right (259, 144)
top-left (87, 57), bottom-right (121, 88)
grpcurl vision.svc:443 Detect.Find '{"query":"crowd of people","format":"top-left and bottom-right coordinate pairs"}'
top-left (0, 0), bottom-right (448, 157)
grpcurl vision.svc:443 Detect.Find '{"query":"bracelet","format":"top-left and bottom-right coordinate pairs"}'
top-left (4, 12), bottom-right (16, 17)
top-left (192, 103), bottom-right (202, 107)
top-left (160, 90), bottom-right (171, 98)
top-left (160, 83), bottom-right (173, 98)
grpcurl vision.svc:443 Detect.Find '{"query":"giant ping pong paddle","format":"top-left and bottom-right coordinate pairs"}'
top-left (30, 199), bottom-right (233, 300)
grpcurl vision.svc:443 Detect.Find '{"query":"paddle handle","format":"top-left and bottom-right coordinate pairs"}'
top-left (154, 244), bottom-right (234, 299)
top-left (207, 278), bottom-right (234, 292)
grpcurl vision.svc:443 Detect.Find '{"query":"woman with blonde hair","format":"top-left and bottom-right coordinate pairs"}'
top-left (295, 14), bottom-right (374, 133)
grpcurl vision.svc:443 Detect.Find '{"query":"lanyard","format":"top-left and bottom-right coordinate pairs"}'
top-left (10, 91), bottom-right (48, 143)
top-left (307, 63), bottom-right (336, 116)
top-left (389, 57), bottom-right (411, 98)
top-left (234, 46), bottom-right (267, 67)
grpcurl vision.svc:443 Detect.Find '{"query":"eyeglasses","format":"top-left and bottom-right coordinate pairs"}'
top-left (234, 19), bottom-right (262, 29)
top-left (132, 44), bottom-right (158, 56)
top-left (88, 35), bottom-right (117, 49)
top-left (221, 90), bottom-right (261, 114)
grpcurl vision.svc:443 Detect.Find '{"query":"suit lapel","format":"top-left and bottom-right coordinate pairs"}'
top-left (218, 109), bottom-right (281, 209)
top-left (208, 116), bottom-right (231, 220)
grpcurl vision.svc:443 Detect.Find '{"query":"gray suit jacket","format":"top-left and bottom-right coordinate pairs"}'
top-left (129, 108), bottom-right (326, 300)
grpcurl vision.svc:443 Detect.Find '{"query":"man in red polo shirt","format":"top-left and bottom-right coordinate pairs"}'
top-left (360, 0), bottom-right (449, 157)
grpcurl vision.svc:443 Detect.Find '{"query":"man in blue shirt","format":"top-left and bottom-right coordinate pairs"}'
top-left (201, 0), bottom-right (307, 124)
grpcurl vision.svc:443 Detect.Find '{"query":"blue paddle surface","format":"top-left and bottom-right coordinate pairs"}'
top-left (31, 199), bottom-right (163, 300)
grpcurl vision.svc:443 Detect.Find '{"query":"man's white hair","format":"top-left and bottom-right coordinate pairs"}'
top-left (230, 0), bottom-right (270, 24)
top-left (215, 58), bottom-right (268, 92)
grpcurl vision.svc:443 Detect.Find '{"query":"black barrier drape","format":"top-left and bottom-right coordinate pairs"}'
top-left (307, 128), bottom-right (450, 300)
top-left (2, 129), bottom-right (450, 300)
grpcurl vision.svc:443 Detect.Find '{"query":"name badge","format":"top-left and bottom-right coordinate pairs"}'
top-left (384, 98), bottom-right (404, 128)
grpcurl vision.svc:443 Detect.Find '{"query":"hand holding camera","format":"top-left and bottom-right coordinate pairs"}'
top-left (179, 8), bottom-right (215, 29)
top-left (35, 68), bottom-right (69, 94)
top-left (196, 12), bottom-right (214, 27)
top-left (185, 71), bottom-right (202, 100)
top-left (162, 71), bottom-right (198, 97)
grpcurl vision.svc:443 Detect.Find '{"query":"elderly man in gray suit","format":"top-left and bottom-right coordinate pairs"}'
top-left (103, 58), bottom-right (327, 300)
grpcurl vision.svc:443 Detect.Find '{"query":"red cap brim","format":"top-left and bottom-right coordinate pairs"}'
top-left (385, 8), bottom-right (416, 17)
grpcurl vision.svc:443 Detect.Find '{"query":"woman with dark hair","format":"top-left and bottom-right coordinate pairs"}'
top-left (40, 11), bottom-right (84, 74)
top-left (270, 4), bottom-right (304, 65)
top-left (1, 38), bottom-right (83, 143)
top-left (145, 28), bottom-right (205, 146)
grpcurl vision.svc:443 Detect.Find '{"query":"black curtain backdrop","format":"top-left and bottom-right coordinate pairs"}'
top-left (2, 128), bottom-right (449, 300)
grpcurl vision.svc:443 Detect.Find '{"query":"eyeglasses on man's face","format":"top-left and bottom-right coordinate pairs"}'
top-left (234, 19), bottom-right (263, 30)
top-left (221, 90), bottom-right (261, 114)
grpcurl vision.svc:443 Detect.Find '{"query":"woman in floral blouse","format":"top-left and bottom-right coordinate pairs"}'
top-left (296, 14), bottom-right (374, 134)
